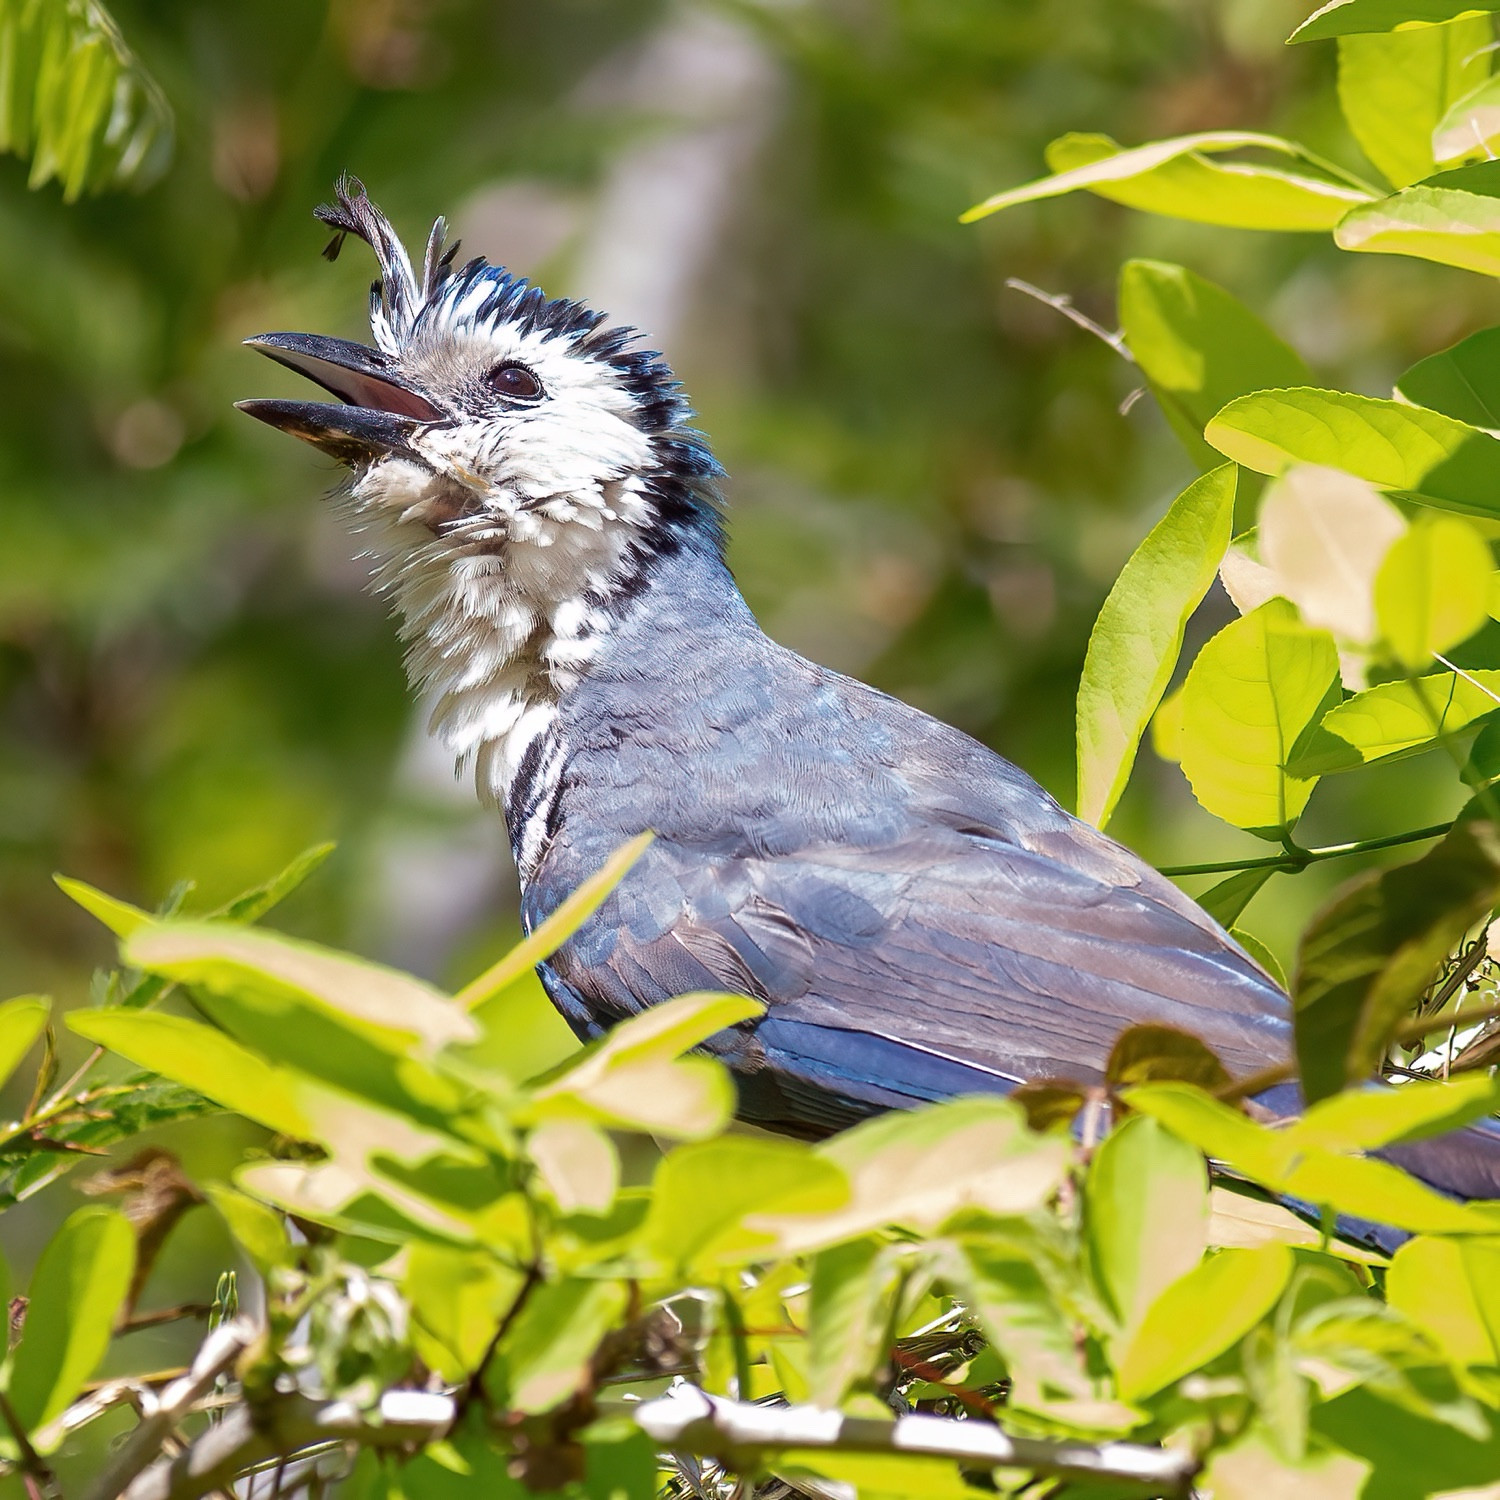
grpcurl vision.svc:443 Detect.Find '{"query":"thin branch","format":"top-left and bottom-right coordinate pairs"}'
top-left (634, 1386), bottom-right (1197, 1494)
top-left (1004, 278), bottom-right (1135, 361)
top-left (117, 1389), bottom-right (456, 1500)
top-left (1159, 821), bottom-right (1454, 879)
top-left (85, 1319), bottom-right (255, 1500)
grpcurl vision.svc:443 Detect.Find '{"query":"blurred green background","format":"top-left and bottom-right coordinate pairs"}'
top-left (5, 0), bottom-right (1500, 1007)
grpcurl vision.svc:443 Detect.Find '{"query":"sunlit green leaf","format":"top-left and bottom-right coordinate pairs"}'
top-left (456, 833), bottom-right (653, 1011)
top-left (644, 1134), bottom-right (847, 1269)
top-left (526, 1119), bottom-right (619, 1216)
top-left (1290, 668), bottom-right (1500, 775)
top-left (806, 1237), bottom-right (904, 1405)
top-left (1076, 464), bottom-right (1237, 828)
top-left (53, 874), bottom-right (151, 937)
top-left (1387, 1236), bottom-right (1500, 1365)
top-left (1256, 465), bottom-right (1406, 645)
top-left (1116, 1245), bottom-right (1293, 1400)
top-left (215, 841), bottom-right (336, 922)
top-left (1202, 1427), bottom-right (1372, 1498)
top-left (1197, 866), bottom-right (1277, 926)
top-left (8, 1205), bottom-right (136, 1434)
top-left (487, 1277), bottom-right (628, 1413)
top-left (65, 1007), bottom-right (309, 1136)
top-left (1119, 263), bottom-right (1308, 464)
top-left (406, 1243), bottom-right (526, 1382)
top-left (1087, 1115), bottom-right (1208, 1348)
top-left (1128, 1081), bottom-right (1500, 1233)
top-left (124, 921), bottom-right (477, 1057)
top-left (0, 993), bottom-right (48, 1091)
top-left (1291, 1074), bottom-right (1500, 1151)
top-left (752, 1098), bottom-right (1068, 1256)
top-left (962, 131), bottom-right (1376, 228)
top-left (0, 0), bottom-right (172, 200)
top-left (1293, 819), bottom-right (1500, 1099)
top-left (1336, 16), bottom-right (1489, 188)
top-left (1291, 1), bottom-right (1500, 43)
top-left (1177, 597), bottom-right (1341, 834)
top-left (1434, 73), bottom-right (1500, 166)
top-left (1335, 161), bottom-right (1500, 274)
top-left (527, 991), bottom-right (761, 1140)
top-left (1374, 514), bottom-right (1493, 666)
top-left (1398, 326), bottom-right (1500, 426)
top-left (204, 1184), bottom-right (294, 1273)
top-left (1208, 387), bottom-right (1500, 517)
top-left (946, 1238), bottom-right (1106, 1414)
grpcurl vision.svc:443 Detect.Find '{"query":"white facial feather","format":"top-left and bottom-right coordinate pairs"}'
top-left (341, 316), bottom-right (660, 815)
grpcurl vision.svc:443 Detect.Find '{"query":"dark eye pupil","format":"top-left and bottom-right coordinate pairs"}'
top-left (487, 363), bottom-right (542, 400)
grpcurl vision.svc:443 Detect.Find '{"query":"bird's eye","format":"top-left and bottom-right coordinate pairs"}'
top-left (485, 362), bottom-right (544, 402)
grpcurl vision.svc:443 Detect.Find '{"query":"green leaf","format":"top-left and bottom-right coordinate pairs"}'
top-left (405, 1243), bottom-right (526, 1382)
top-left (1232, 929), bottom-right (1290, 992)
top-left (1434, 72), bottom-right (1500, 166)
top-left (1076, 465), bottom-right (1238, 828)
top-left (456, 833), bottom-right (653, 1010)
top-left (1177, 598), bottom-right (1342, 834)
top-left (1198, 866), bottom-right (1278, 926)
top-left (1386, 1236), bottom-right (1500, 1365)
top-left (1119, 264), bottom-right (1309, 465)
top-left (1397, 326), bottom-right (1500, 426)
top-left (0, 994), bottom-right (48, 1090)
top-left (0, 0), bottom-right (171, 199)
top-left (752, 1098), bottom-right (1069, 1256)
top-left (124, 921), bottom-right (477, 1057)
top-left (1292, 819), bottom-right (1500, 1099)
top-left (1466, 711), bottom-right (1500, 783)
top-left (204, 1185), bottom-right (294, 1273)
top-left (643, 1135), bottom-right (847, 1270)
top-left (8, 1205), bottom-right (136, 1433)
top-left (1335, 176), bottom-right (1500, 275)
top-left (1116, 1245), bottom-right (1293, 1400)
top-left (1290, 668), bottom-right (1500, 775)
top-left (946, 1238), bottom-right (1104, 1413)
top-left (488, 1277), bottom-right (628, 1413)
top-left (806, 1238), bottom-right (904, 1405)
top-left (961, 131), bottom-right (1377, 228)
top-left (1202, 1428), bottom-right (1372, 1498)
top-left (1087, 1115), bottom-right (1209, 1347)
top-left (1292, 1), bottom-right (1500, 43)
top-left (66, 1008), bottom-right (310, 1136)
top-left (526, 1119), bottom-right (620, 1216)
top-left (53, 875), bottom-right (152, 937)
top-left (1374, 514), bottom-right (1493, 667)
top-left (527, 991), bottom-right (763, 1140)
top-left (1290, 1073), bottom-right (1500, 1151)
top-left (1208, 388), bottom-right (1500, 518)
top-left (1127, 1081), bottom-right (1500, 1232)
top-left (214, 841), bottom-right (336, 922)
top-left (1105, 1024), bottom-right (1232, 1089)
top-left (1336, 17), bottom-right (1490, 188)
top-left (1256, 465), bottom-right (1407, 645)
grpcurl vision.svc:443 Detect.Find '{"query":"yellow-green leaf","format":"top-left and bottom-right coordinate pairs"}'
top-left (1177, 598), bottom-right (1341, 833)
top-left (1374, 514), bottom-right (1493, 667)
top-left (0, 994), bottom-right (49, 1091)
top-left (962, 131), bottom-right (1376, 229)
top-left (1076, 465), bottom-right (1238, 827)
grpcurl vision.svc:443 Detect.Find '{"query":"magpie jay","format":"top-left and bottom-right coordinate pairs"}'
top-left (239, 179), bottom-right (1500, 1226)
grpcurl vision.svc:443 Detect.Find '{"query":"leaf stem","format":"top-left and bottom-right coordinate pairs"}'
top-left (1159, 821), bottom-right (1455, 878)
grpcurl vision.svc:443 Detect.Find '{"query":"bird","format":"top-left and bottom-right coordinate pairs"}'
top-left (238, 178), bottom-right (1500, 1235)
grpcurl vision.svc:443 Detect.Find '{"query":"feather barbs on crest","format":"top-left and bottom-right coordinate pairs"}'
top-left (316, 174), bottom-right (462, 356)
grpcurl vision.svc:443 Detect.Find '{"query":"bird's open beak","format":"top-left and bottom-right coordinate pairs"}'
top-left (237, 332), bottom-right (446, 464)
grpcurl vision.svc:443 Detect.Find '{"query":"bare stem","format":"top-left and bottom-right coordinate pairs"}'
top-left (1159, 821), bottom-right (1454, 879)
